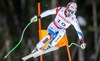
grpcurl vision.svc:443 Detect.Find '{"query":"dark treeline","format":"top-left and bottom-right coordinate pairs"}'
top-left (0, 0), bottom-right (100, 61)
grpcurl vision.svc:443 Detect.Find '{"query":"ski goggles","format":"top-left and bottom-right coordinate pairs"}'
top-left (67, 9), bottom-right (74, 14)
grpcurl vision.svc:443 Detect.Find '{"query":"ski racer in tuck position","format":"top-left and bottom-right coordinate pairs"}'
top-left (31, 2), bottom-right (86, 53)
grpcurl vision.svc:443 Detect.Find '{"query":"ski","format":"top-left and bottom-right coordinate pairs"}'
top-left (22, 46), bottom-right (59, 61)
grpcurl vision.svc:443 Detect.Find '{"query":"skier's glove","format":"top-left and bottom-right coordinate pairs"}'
top-left (30, 15), bottom-right (41, 23)
top-left (80, 41), bottom-right (86, 49)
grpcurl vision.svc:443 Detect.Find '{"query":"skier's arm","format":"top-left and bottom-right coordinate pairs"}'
top-left (38, 7), bottom-right (62, 19)
top-left (30, 9), bottom-right (56, 22)
top-left (30, 7), bottom-right (61, 22)
top-left (72, 21), bottom-right (84, 41)
top-left (72, 19), bottom-right (86, 49)
top-left (39, 8), bottom-right (56, 18)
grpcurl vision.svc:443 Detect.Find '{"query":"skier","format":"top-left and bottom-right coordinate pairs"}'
top-left (31, 2), bottom-right (86, 53)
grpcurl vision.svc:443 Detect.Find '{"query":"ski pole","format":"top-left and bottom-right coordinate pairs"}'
top-left (4, 16), bottom-right (36, 59)
top-left (68, 42), bottom-right (86, 49)
top-left (68, 42), bottom-right (80, 47)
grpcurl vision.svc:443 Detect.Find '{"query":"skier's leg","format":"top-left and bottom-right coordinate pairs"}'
top-left (32, 22), bottom-right (56, 53)
top-left (36, 22), bottom-right (55, 49)
top-left (31, 35), bottom-right (50, 53)
top-left (36, 35), bottom-right (50, 49)
top-left (36, 28), bottom-right (56, 49)
top-left (50, 29), bottom-right (66, 47)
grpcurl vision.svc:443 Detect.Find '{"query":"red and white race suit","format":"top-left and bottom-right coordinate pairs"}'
top-left (37, 7), bottom-right (84, 48)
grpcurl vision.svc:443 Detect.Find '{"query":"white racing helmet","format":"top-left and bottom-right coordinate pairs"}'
top-left (66, 2), bottom-right (77, 14)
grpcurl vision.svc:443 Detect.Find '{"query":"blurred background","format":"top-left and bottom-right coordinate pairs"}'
top-left (0, 0), bottom-right (100, 61)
